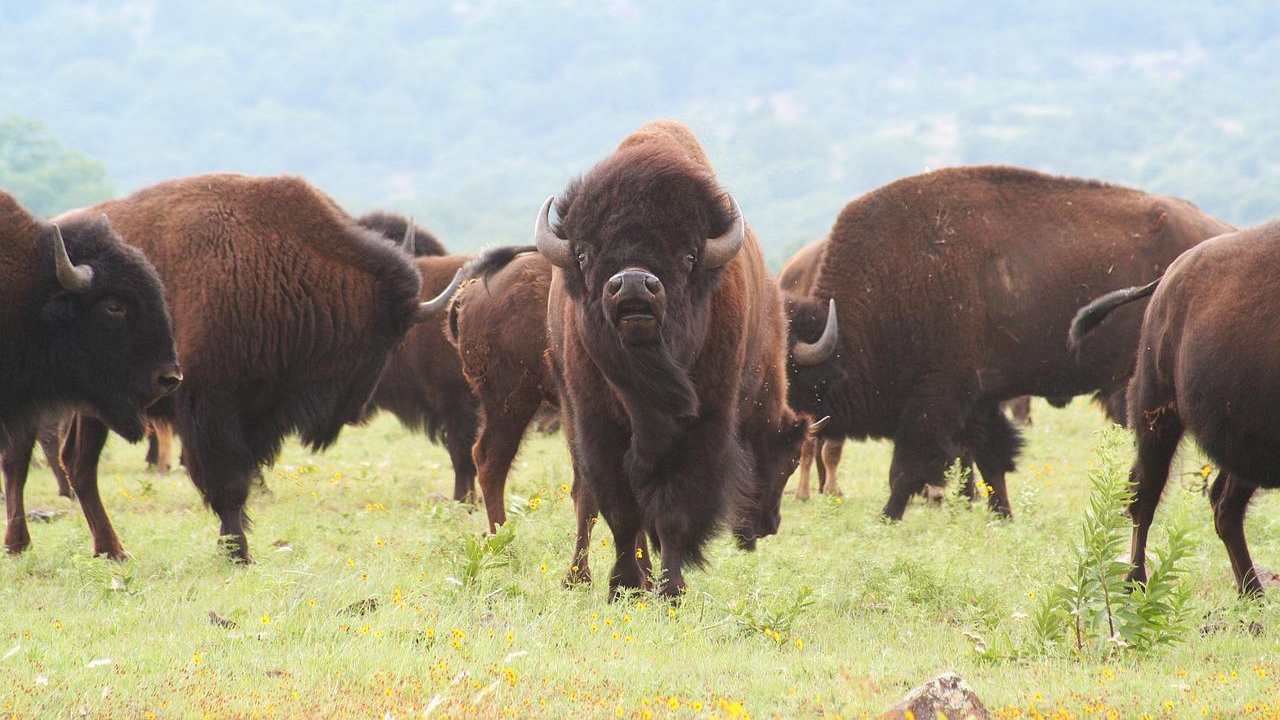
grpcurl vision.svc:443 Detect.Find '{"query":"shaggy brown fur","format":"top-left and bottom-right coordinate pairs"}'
top-left (447, 249), bottom-right (561, 531)
top-left (52, 174), bottom-right (423, 560)
top-left (786, 165), bottom-right (1232, 520)
top-left (2, 190), bottom-right (179, 555)
top-left (357, 211), bottom-right (447, 257)
top-left (545, 121), bottom-right (807, 599)
top-left (1070, 221), bottom-right (1280, 596)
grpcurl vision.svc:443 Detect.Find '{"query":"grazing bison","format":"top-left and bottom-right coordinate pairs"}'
top-left (357, 214), bottom-right (478, 502)
top-left (38, 174), bottom-right (444, 561)
top-left (1, 191), bottom-right (180, 553)
top-left (785, 166), bottom-right (1232, 520)
top-left (1069, 222), bottom-right (1279, 596)
top-left (539, 121), bottom-right (832, 598)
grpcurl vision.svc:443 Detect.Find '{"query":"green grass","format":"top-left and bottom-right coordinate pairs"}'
top-left (3, 399), bottom-right (1279, 719)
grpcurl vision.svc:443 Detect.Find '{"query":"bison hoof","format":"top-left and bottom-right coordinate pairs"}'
top-left (563, 565), bottom-right (592, 588)
top-left (5, 535), bottom-right (31, 555)
top-left (795, 490), bottom-right (811, 501)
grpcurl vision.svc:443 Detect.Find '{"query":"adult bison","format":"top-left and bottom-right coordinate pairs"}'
top-left (357, 213), bottom-right (478, 502)
top-left (39, 174), bottom-right (445, 561)
top-left (1069, 221), bottom-right (1278, 597)
top-left (785, 166), bottom-right (1232, 520)
top-left (780, 237), bottom-right (1042, 501)
top-left (1, 191), bottom-right (180, 553)
top-left (539, 121), bottom-right (831, 598)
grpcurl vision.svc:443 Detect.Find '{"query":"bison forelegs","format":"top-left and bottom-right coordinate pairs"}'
top-left (564, 475), bottom-right (598, 587)
top-left (3, 428), bottom-right (37, 554)
top-left (795, 436), bottom-right (817, 501)
top-left (819, 438), bottom-right (844, 497)
top-left (64, 417), bottom-right (127, 559)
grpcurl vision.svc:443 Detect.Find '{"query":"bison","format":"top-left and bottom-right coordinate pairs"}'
top-left (784, 166), bottom-right (1232, 520)
top-left (780, 237), bottom-right (1043, 502)
top-left (20, 174), bottom-right (448, 561)
top-left (356, 213), bottom-right (478, 503)
top-left (1, 191), bottom-right (180, 553)
top-left (539, 121), bottom-right (832, 598)
top-left (1069, 221), bottom-right (1278, 597)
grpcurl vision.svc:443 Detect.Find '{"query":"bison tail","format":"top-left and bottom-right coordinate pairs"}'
top-left (1067, 278), bottom-right (1161, 351)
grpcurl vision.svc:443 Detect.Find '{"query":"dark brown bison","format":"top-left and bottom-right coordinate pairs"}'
top-left (1, 191), bottom-right (180, 554)
top-left (785, 166), bottom-right (1232, 520)
top-left (781, 237), bottom-right (1047, 501)
top-left (539, 121), bottom-right (832, 598)
top-left (356, 213), bottom-right (478, 502)
top-left (1069, 221), bottom-right (1278, 596)
top-left (32, 174), bottom-right (445, 561)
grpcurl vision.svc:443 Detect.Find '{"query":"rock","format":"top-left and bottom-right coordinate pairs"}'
top-left (881, 672), bottom-right (990, 720)
top-left (26, 509), bottom-right (66, 523)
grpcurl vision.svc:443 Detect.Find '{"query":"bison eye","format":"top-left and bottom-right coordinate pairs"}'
top-left (685, 253), bottom-right (697, 267)
top-left (99, 298), bottom-right (128, 322)
top-left (576, 251), bottom-right (588, 268)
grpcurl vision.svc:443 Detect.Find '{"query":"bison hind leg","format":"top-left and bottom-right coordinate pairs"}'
top-left (962, 403), bottom-right (1024, 518)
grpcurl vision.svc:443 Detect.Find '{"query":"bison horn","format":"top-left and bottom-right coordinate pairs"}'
top-left (400, 218), bottom-right (417, 254)
top-left (793, 299), bottom-right (839, 366)
top-left (807, 416), bottom-right (831, 436)
top-left (50, 223), bottom-right (94, 293)
top-left (413, 268), bottom-right (464, 323)
top-left (702, 195), bottom-right (745, 268)
top-left (534, 196), bottom-right (573, 268)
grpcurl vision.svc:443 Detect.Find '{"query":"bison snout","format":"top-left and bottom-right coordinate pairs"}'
top-left (154, 366), bottom-right (184, 397)
top-left (605, 268), bottom-right (665, 344)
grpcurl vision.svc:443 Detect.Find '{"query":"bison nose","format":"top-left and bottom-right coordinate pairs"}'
top-left (156, 367), bottom-right (183, 395)
top-left (607, 269), bottom-right (660, 301)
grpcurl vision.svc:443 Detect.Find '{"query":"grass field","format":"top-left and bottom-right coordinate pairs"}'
top-left (3, 399), bottom-right (1279, 719)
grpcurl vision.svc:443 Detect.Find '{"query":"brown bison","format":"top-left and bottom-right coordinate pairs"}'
top-left (446, 248), bottom-right (559, 531)
top-left (29, 174), bottom-right (446, 561)
top-left (785, 166), bottom-right (1232, 520)
top-left (356, 213), bottom-right (478, 502)
top-left (1069, 221), bottom-right (1278, 596)
top-left (1, 191), bottom-right (181, 554)
top-left (539, 121), bottom-right (832, 598)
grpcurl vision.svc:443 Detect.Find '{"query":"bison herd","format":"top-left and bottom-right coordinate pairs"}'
top-left (0, 120), bottom-right (1272, 600)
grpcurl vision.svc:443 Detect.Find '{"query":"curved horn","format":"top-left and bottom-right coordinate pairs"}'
top-left (400, 218), bottom-right (417, 254)
top-left (793, 299), bottom-right (839, 366)
top-left (414, 268), bottom-right (465, 323)
top-left (533, 195), bottom-right (573, 268)
top-left (807, 416), bottom-right (831, 436)
top-left (702, 195), bottom-right (745, 268)
top-left (50, 224), bottom-right (94, 293)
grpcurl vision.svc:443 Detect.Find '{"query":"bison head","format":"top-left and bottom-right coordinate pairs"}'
top-left (784, 294), bottom-right (845, 431)
top-left (40, 214), bottom-right (180, 442)
top-left (734, 413), bottom-right (828, 549)
top-left (535, 148), bottom-right (743, 418)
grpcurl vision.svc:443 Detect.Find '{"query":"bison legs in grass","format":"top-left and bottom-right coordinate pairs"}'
top-left (2, 428), bottom-right (37, 553)
top-left (472, 379), bottom-right (543, 532)
top-left (61, 417), bottom-right (128, 559)
top-left (796, 436), bottom-right (845, 501)
top-left (1210, 472), bottom-right (1264, 597)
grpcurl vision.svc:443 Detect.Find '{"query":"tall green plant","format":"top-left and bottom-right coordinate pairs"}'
top-left (1032, 427), bottom-right (1195, 658)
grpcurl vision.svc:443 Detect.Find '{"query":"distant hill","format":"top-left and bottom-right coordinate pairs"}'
top-left (2, 2), bottom-right (1276, 265)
